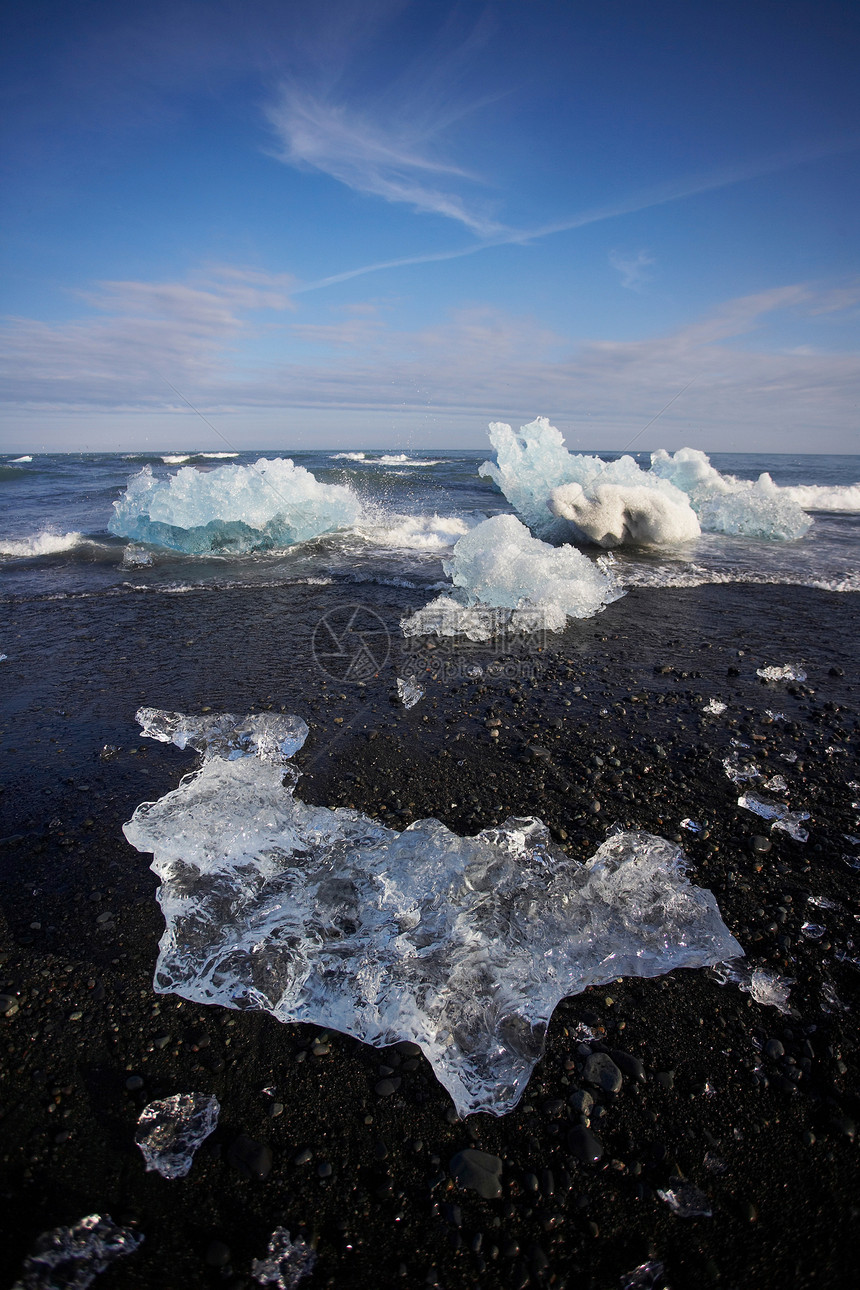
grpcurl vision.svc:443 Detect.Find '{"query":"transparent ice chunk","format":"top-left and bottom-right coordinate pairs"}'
top-left (123, 709), bottom-right (743, 1118)
top-left (13, 1214), bottom-right (143, 1290)
top-left (680, 819), bottom-right (702, 833)
top-left (657, 1182), bottom-right (712, 1217)
top-left (722, 752), bottom-right (761, 785)
top-left (251, 1228), bottom-right (316, 1288)
top-left (135, 1092), bottom-right (220, 1179)
top-left (712, 959), bottom-right (793, 1013)
top-left (401, 514), bottom-right (621, 639)
top-left (737, 792), bottom-right (810, 841)
top-left (620, 1260), bottom-right (665, 1289)
top-left (109, 458), bottom-right (362, 553)
top-left (396, 677), bottom-right (424, 708)
top-left (703, 698), bottom-right (726, 715)
top-left (756, 664), bottom-right (807, 682)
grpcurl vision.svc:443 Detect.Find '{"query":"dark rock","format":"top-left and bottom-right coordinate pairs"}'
top-left (567, 1125), bottom-right (603, 1164)
top-left (582, 1052), bottom-right (623, 1094)
top-left (449, 1148), bottom-right (503, 1198)
top-left (375, 1077), bottom-right (401, 1097)
top-left (227, 1134), bottom-right (272, 1181)
top-left (611, 1050), bottom-right (646, 1081)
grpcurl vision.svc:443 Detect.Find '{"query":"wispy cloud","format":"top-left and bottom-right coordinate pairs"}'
top-left (265, 85), bottom-right (504, 236)
top-left (291, 132), bottom-right (860, 294)
top-left (609, 249), bottom-right (655, 290)
top-left (2, 272), bottom-right (858, 451)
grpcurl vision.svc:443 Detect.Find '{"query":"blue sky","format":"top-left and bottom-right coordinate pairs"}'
top-left (1, 0), bottom-right (858, 452)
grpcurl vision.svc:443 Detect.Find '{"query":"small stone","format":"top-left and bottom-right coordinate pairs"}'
top-left (0, 995), bottom-right (20, 1017)
top-left (611, 1050), bottom-right (646, 1082)
top-left (227, 1133), bottom-right (272, 1181)
top-left (375, 1077), bottom-right (401, 1097)
top-left (568, 1089), bottom-right (594, 1117)
top-left (567, 1125), bottom-right (604, 1164)
top-left (317, 1161), bottom-right (333, 1178)
top-left (582, 1052), bottom-right (623, 1094)
top-left (449, 1148), bottom-right (503, 1199)
top-left (125, 1075), bottom-right (144, 1092)
top-left (764, 1039), bottom-right (785, 1060)
top-left (751, 836), bottom-right (772, 855)
top-left (655, 1070), bottom-right (675, 1090)
top-left (268, 1102), bottom-right (284, 1118)
top-left (205, 1240), bottom-right (231, 1268)
top-left (294, 1148), bottom-right (313, 1165)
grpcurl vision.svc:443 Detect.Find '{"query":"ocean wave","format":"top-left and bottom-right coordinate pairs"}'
top-left (618, 565), bottom-right (860, 593)
top-left (9, 455), bottom-right (32, 463)
top-left (354, 513), bottom-right (477, 552)
top-left (0, 530), bottom-right (83, 558)
top-left (780, 482), bottom-right (860, 512)
top-left (330, 451), bottom-right (366, 461)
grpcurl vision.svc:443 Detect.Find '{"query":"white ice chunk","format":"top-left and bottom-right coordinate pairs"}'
top-left (479, 419), bottom-right (810, 545)
top-left (123, 710), bottom-right (743, 1118)
top-left (722, 752), bottom-right (761, 785)
top-left (251, 1229), bottom-right (316, 1288)
top-left (108, 458), bottom-right (362, 553)
top-left (134, 1093), bottom-right (219, 1179)
top-left (549, 481), bottom-right (700, 548)
top-left (703, 698), bottom-right (726, 715)
top-left (397, 677), bottom-right (424, 708)
top-left (650, 448), bottom-right (811, 540)
top-left (13, 1215), bottom-right (143, 1290)
top-left (737, 792), bottom-right (810, 841)
top-left (401, 514), bottom-right (621, 639)
top-left (756, 664), bottom-right (808, 682)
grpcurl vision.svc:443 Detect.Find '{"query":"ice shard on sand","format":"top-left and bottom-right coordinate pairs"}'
top-left (123, 710), bottom-right (742, 1117)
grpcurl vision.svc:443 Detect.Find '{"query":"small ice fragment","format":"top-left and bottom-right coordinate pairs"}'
top-left (121, 544), bottom-right (154, 568)
top-left (737, 793), bottom-right (810, 841)
top-left (0, 653), bottom-right (7, 662)
top-left (135, 1093), bottom-right (219, 1179)
top-left (712, 960), bottom-right (793, 1013)
top-left (657, 1181), bottom-right (712, 1217)
top-left (251, 1228), bottom-right (316, 1288)
top-left (723, 754), bottom-right (761, 785)
top-left (703, 698), bottom-right (726, 715)
top-left (465, 663), bottom-right (484, 678)
top-left (703, 1151), bottom-right (727, 1174)
top-left (13, 1214), bottom-right (143, 1290)
top-left (620, 1260), bottom-right (665, 1290)
top-left (765, 710), bottom-right (786, 721)
top-left (808, 894), bottom-right (839, 910)
top-left (763, 774), bottom-right (788, 792)
top-left (396, 676), bottom-right (424, 708)
top-left (800, 922), bottom-right (826, 940)
top-left (681, 819), bottom-right (702, 834)
top-left (781, 751), bottom-right (798, 763)
top-left (756, 664), bottom-right (807, 682)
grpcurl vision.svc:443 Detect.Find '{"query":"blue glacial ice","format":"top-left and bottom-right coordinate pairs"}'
top-left (401, 513), bottom-right (622, 640)
top-left (123, 710), bottom-right (742, 1118)
top-left (108, 458), bottom-right (362, 554)
top-left (480, 417), bottom-right (811, 544)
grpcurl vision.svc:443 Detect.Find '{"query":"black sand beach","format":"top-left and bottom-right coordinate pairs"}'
top-left (1, 583), bottom-right (858, 1288)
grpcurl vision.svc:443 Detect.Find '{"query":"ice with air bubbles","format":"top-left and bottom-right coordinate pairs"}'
top-left (109, 457), bottom-right (362, 553)
top-left (480, 418), bottom-right (812, 546)
top-left (122, 709), bottom-right (742, 1117)
top-left (401, 513), bottom-right (622, 639)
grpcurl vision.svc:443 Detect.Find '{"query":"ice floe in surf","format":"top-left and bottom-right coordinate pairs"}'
top-left (123, 709), bottom-right (742, 1117)
top-left (401, 513), bottom-right (621, 639)
top-left (480, 418), bottom-right (813, 545)
top-left (109, 458), bottom-right (362, 554)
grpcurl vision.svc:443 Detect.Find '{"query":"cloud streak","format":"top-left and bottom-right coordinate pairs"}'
top-left (2, 272), bottom-right (858, 451)
top-left (266, 85), bottom-right (504, 236)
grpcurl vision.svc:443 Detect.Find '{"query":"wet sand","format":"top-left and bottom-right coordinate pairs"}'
top-left (0, 584), bottom-right (858, 1288)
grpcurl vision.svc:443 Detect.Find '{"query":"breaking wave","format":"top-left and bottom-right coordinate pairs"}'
top-left (0, 530), bottom-right (84, 558)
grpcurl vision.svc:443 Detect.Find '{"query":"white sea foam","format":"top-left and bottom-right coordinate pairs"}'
top-left (0, 530), bottom-right (83, 557)
top-left (331, 451), bottom-right (366, 460)
top-left (200, 452), bottom-right (238, 459)
top-left (162, 454), bottom-right (193, 464)
top-left (779, 482), bottom-right (860, 512)
top-left (616, 565), bottom-right (860, 593)
top-left (357, 513), bottom-right (475, 551)
top-left (9, 455), bottom-right (32, 463)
